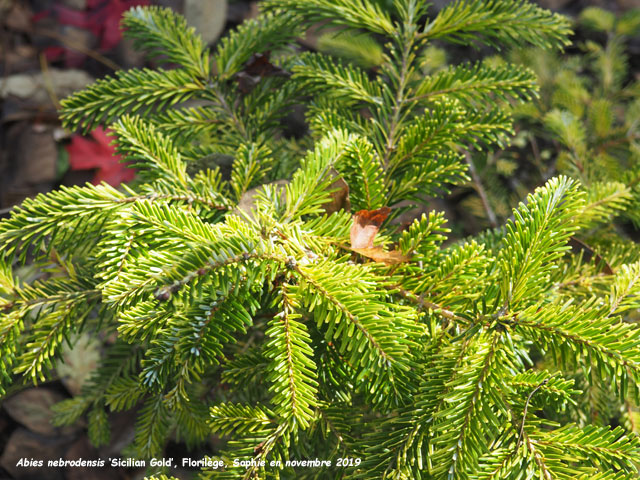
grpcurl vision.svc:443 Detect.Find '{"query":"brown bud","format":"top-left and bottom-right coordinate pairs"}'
top-left (154, 287), bottom-right (171, 302)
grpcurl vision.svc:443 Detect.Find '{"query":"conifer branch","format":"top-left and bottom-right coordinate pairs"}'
top-left (60, 68), bottom-right (207, 132)
top-left (122, 6), bottom-right (211, 79)
top-left (499, 176), bottom-right (584, 309)
top-left (421, 0), bottom-right (572, 50)
top-left (264, 286), bottom-right (318, 428)
top-left (392, 285), bottom-right (469, 326)
top-left (410, 63), bottom-right (538, 106)
top-left (381, 36), bottom-right (415, 168)
top-left (262, 0), bottom-right (395, 35)
top-left (3, 4), bottom-right (638, 478)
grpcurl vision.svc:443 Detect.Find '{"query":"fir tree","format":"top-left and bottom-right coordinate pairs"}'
top-left (1, 2), bottom-right (640, 479)
top-left (465, 6), bottom-right (640, 229)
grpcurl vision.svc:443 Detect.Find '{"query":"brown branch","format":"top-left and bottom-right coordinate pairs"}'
top-left (118, 192), bottom-right (229, 211)
top-left (391, 285), bottom-right (470, 326)
top-left (465, 151), bottom-right (497, 228)
top-left (32, 27), bottom-right (121, 71)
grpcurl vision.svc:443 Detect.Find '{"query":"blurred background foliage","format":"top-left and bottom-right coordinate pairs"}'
top-left (316, 4), bottom-right (640, 239)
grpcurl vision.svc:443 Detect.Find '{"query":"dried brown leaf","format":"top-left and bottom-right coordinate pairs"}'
top-left (350, 206), bottom-right (390, 249)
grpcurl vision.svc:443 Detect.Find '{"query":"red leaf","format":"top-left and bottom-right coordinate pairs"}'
top-left (34, 0), bottom-right (150, 63)
top-left (96, 0), bottom-right (151, 50)
top-left (65, 127), bottom-right (135, 186)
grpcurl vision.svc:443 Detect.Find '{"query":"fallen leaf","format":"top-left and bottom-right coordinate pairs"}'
top-left (58, 332), bottom-right (101, 396)
top-left (236, 51), bottom-right (290, 93)
top-left (65, 437), bottom-right (117, 480)
top-left (234, 179), bottom-right (289, 219)
top-left (323, 168), bottom-right (350, 214)
top-left (349, 207), bottom-right (409, 265)
top-left (4, 2), bottom-right (32, 31)
top-left (351, 247), bottom-right (410, 265)
top-left (58, 25), bottom-right (96, 68)
top-left (66, 127), bottom-right (135, 186)
top-left (568, 236), bottom-right (615, 275)
top-left (32, 0), bottom-right (150, 65)
top-left (3, 389), bottom-right (77, 436)
top-left (13, 124), bottom-right (57, 185)
top-left (0, 428), bottom-right (72, 479)
top-left (0, 68), bottom-right (93, 103)
top-left (0, 43), bottom-right (37, 72)
top-left (98, 409), bottom-right (139, 457)
top-left (61, 0), bottom-right (88, 9)
top-left (244, 52), bottom-right (289, 77)
top-left (350, 206), bottom-right (390, 249)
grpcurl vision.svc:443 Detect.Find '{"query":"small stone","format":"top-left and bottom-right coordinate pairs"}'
top-left (183, 0), bottom-right (227, 45)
